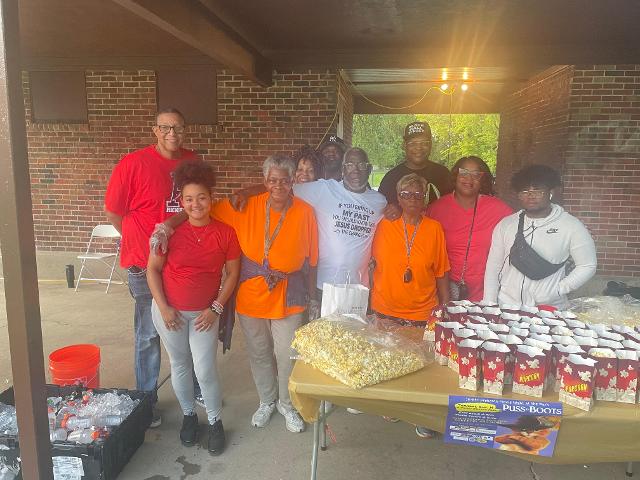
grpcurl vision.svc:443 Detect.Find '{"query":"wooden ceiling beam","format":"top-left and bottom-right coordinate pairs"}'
top-left (110, 0), bottom-right (272, 86)
top-left (268, 44), bottom-right (640, 70)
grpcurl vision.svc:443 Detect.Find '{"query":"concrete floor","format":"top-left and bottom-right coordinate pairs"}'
top-left (0, 252), bottom-right (635, 479)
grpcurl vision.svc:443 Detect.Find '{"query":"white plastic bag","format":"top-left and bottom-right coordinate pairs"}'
top-left (320, 282), bottom-right (369, 320)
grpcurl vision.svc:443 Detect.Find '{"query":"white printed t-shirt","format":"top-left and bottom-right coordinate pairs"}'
top-left (293, 179), bottom-right (387, 288)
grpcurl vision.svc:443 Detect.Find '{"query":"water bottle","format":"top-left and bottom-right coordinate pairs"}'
top-left (92, 415), bottom-right (123, 427)
top-left (62, 415), bottom-right (92, 430)
top-left (50, 428), bottom-right (67, 442)
top-left (67, 428), bottom-right (97, 444)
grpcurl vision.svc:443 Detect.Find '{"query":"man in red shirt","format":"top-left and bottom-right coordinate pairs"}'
top-left (104, 108), bottom-right (196, 427)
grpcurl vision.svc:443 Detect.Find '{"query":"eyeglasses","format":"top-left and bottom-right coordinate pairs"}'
top-left (343, 161), bottom-right (370, 171)
top-left (518, 189), bottom-right (547, 198)
top-left (399, 191), bottom-right (426, 201)
top-left (458, 168), bottom-right (485, 180)
top-left (156, 124), bottom-right (185, 134)
top-left (266, 178), bottom-right (293, 186)
top-left (405, 140), bottom-right (431, 147)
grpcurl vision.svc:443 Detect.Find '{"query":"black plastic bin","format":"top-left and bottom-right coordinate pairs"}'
top-left (0, 384), bottom-right (152, 480)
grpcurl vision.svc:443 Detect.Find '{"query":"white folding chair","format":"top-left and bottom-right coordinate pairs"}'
top-left (75, 224), bottom-right (126, 293)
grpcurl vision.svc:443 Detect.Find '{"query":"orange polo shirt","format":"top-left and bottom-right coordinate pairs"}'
top-left (211, 193), bottom-right (318, 320)
top-left (371, 216), bottom-right (450, 321)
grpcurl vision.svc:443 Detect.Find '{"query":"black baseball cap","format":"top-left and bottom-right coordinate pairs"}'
top-left (318, 135), bottom-right (346, 153)
top-left (403, 121), bottom-right (432, 141)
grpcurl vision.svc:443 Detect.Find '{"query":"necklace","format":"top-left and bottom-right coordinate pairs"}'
top-left (264, 197), bottom-right (291, 264)
top-left (189, 222), bottom-right (210, 244)
top-left (402, 216), bottom-right (422, 283)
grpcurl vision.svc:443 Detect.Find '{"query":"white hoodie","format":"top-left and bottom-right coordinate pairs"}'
top-left (483, 204), bottom-right (597, 309)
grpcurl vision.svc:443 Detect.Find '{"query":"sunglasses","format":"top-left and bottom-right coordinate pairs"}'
top-left (399, 191), bottom-right (426, 201)
top-left (458, 168), bottom-right (485, 180)
top-left (518, 189), bottom-right (547, 198)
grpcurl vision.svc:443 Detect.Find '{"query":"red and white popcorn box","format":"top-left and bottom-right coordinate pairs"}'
top-left (552, 344), bottom-right (584, 391)
top-left (500, 312), bottom-right (521, 324)
top-left (543, 317), bottom-right (567, 327)
top-left (588, 348), bottom-right (617, 402)
top-left (615, 349), bottom-right (639, 404)
top-left (557, 310), bottom-right (578, 321)
top-left (482, 342), bottom-right (510, 395)
top-left (488, 323), bottom-right (510, 334)
top-left (559, 354), bottom-right (597, 411)
top-left (509, 327), bottom-right (529, 341)
top-left (520, 305), bottom-right (540, 317)
top-left (476, 329), bottom-right (499, 342)
top-left (446, 305), bottom-right (468, 323)
top-left (573, 328), bottom-right (597, 338)
top-left (599, 331), bottom-right (625, 343)
top-left (466, 305), bottom-right (483, 315)
top-left (448, 328), bottom-right (476, 372)
top-left (500, 303), bottom-right (522, 313)
top-left (588, 323), bottom-right (612, 334)
top-left (575, 336), bottom-right (599, 353)
top-left (457, 339), bottom-right (484, 391)
top-left (539, 310), bottom-right (560, 320)
top-left (450, 300), bottom-right (474, 307)
top-left (551, 335), bottom-right (578, 346)
top-left (425, 304), bottom-right (447, 342)
top-left (434, 321), bottom-right (463, 365)
top-left (624, 331), bottom-right (640, 344)
top-left (481, 306), bottom-right (501, 323)
top-left (466, 315), bottom-right (488, 325)
top-left (497, 334), bottom-right (523, 384)
top-left (529, 332), bottom-right (553, 343)
top-left (466, 322), bottom-right (490, 333)
top-left (565, 319), bottom-right (586, 329)
top-left (597, 339), bottom-right (623, 350)
top-left (550, 326), bottom-right (573, 336)
top-left (524, 338), bottom-right (554, 389)
top-left (519, 316), bottom-right (544, 326)
top-left (512, 345), bottom-right (547, 397)
top-left (622, 339), bottom-right (640, 351)
top-left (529, 324), bottom-right (551, 335)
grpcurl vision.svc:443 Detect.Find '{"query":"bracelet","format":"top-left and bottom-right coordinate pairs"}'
top-left (209, 300), bottom-right (224, 315)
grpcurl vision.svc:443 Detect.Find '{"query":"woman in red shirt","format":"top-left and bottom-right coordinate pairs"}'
top-left (147, 161), bottom-right (241, 455)
top-left (426, 156), bottom-right (512, 301)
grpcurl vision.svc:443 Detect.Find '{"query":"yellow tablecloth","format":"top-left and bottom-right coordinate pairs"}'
top-left (289, 361), bottom-right (640, 464)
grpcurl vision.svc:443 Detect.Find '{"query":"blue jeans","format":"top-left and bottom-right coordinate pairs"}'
top-left (128, 269), bottom-right (161, 404)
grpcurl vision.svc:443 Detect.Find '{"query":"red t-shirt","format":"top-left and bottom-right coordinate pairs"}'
top-left (426, 193), bottom-right (512, 301)
top-left (104, 145), bottom-right (196, 268)
top-left (161, 220), bottom-right (241, 311)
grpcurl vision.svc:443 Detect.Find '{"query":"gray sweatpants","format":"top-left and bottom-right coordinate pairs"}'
top-left (238, 312), bottom-right (304, 409)
top-left (151, 300), bottom-right (222, 424)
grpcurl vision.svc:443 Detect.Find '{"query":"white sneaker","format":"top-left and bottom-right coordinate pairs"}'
top-left (251, 402), bottom-right (276, 428)
top-left (276, 401), bottom-right (305, 433)
top-left (346, 408), bottom-right (363, 414)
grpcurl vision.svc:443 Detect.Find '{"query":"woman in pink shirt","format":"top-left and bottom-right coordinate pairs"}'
top-left (426, 156), bottom-right (512, 301)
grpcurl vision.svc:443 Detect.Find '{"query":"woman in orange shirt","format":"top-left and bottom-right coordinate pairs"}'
top-left (371, 173), bottom-right (450, 438)
top-left (371, 173), bottom-right (450, 323)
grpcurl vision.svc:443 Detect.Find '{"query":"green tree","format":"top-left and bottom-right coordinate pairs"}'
top-left (352, 113), bottom-right (500, 174)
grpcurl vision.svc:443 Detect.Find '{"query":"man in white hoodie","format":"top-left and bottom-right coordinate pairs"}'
top-left (483, 165), bottom-right (597, 308)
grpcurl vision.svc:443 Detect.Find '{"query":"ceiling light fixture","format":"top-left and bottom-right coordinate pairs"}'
top-left (440, 83), bottom-right (449, 91)
top-left (461, 83), bottom-right (469, 91)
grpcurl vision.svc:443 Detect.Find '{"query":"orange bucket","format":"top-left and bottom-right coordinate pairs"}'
top-left (49, 344), bottom-right (101, 388)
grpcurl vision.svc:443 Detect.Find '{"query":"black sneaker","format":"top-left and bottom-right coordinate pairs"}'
top-left (180, 413), bottom-right (199, 447)
top-left (208, 419), bottom-right (226, 455)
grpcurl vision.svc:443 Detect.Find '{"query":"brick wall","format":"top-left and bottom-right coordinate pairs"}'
top-left (24, 68), bottom-right (344, 251)
top-left (563, 65), bottom-right (640, 276)
top-left (497, 65), bottom-right (640, 277)
top-left (495, 66), bottom-right (573, 201)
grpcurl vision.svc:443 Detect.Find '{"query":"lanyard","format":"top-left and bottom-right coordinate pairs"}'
top-left (264, 197), bottom-right (290, 260)
top-left (402, 216), bottom-right (422, 265)
top-left (459, 195), bottom-right (479, 282)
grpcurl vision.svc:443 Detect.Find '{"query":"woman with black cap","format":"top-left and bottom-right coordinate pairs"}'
top-left (483, 164), bottom-right (597, 308)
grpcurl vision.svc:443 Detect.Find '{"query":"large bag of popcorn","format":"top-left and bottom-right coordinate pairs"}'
top-left (291, 315), bottom-right (429, 389)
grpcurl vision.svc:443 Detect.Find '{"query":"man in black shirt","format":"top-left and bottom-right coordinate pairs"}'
top-left (317, 135), bottom-right (346, 181)
top-left (378, 121), bottom-right (452, 205)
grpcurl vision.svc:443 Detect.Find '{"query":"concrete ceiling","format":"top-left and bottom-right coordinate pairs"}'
top-left (18, 0), bottom-right (640, 110)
